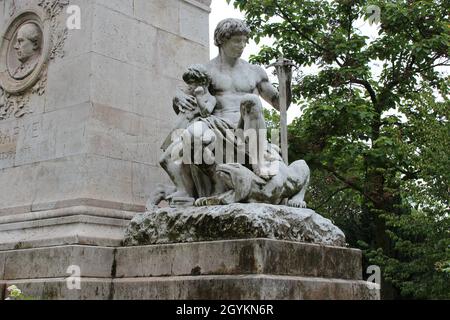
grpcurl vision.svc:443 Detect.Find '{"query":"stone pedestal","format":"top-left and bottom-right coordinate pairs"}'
top-left (0, 0), bottom-right (211, 249)
top-left (0, 239), bottom-right (380, 300)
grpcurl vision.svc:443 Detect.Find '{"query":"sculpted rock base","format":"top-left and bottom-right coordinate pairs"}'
top-left (124, 203), bottom-right (346, 247)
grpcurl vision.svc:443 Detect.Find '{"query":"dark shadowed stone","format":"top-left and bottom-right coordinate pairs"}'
top-left (123, 203), bottom-right (346, 247)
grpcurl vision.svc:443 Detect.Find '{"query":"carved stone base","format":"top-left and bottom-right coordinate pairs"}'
top-left (0, 239), bottom-right (380, 300)
top-left (0, 201), bottom-right (142, 250)
top-left (124, 203), bottom-right (346, 247)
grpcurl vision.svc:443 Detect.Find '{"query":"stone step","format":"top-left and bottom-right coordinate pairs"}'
top-left (0, 245), bottom-right (115, 280)
top-left (0, 275), bottom-right (379, 300)
top-left (0, 205), bottom-right (136, 251)
top-left (112, 275), bottom-right (379, 300)
top-left (0, 239), bottom-right (363, 281)
top-left (115, 239), bottom-right (363, 280)
top-left (0, 239), bottom-right (379, 300)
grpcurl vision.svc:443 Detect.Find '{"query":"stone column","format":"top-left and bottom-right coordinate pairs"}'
top-left (0, 0), bottom-right (211, 249)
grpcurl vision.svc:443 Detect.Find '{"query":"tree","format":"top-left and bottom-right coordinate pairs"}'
top-left (230, 0), bottom-right (450, 299)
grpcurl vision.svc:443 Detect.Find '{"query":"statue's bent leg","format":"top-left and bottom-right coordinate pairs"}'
top-left (159, 140), bottom-right (196, 198)
top-left (185, 121), bottom-right (222, 197)
top-left (287, 160), bottom-right (310, 208)
top-left (239, 94), bottom-right (271, 178)
top-left (186, 121), bottom-right (216, 165)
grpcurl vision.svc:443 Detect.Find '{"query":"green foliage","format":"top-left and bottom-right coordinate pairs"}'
top-left (5, 285), bottom-right (35, 300)
top-left (263, 108), bottom-right (280, 133)
top-left (365, 207), bottom-right (450, 299)
top-left (232, 0), bottom-right (450, 299)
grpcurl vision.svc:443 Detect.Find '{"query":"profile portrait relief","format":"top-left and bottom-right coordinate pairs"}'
top-left (8, 22), bottom-right (42, 80)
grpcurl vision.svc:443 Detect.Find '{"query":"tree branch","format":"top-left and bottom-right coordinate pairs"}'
top-left (349, 78), bottom-right (378, 105)
top-left (414, 60), bottom-right (450, 73)
top-left (314, 162), bottom-right (378, 204)
top-left (397, 167), bottom-right (421, 181)
top-left (275, 3), bottom-right (345, 67)
top-left (313, 186), bottom-right (350, 211)
top-left (384, 54), bottom-right (416, 91)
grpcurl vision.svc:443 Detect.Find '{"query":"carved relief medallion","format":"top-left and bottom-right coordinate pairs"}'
top-left (0, 11), bottom-right (51, 94)
top-left (9, 22), bottom-right (42, 80)
top-left (0, 1), bottom-right (69, 121)
top-left (0, 10), bottom-right (50, 94)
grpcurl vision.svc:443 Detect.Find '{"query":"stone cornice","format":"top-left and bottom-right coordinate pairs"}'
top-left (182, 0), bottom-right (212, 13)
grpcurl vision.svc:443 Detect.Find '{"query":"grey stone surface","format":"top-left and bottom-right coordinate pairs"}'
top-left (111, 275), bottom-right (380, 300)
top-left (0, 205), bottom-right (136, 250)
top-left (0, 239), bottom-right (379, 300)
top-left (0, 245), bottom-right (115, 280)
top-left (115, 239), bottom-right (362, 280)
top-left (124, 203), bottom-right (346, 247)
top-left (1, 278), bottom-right (112, 300)
top-left (0, 276), bottom-right (380, 300)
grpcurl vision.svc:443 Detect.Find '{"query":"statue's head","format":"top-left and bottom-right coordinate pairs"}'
top-left (214, 18), bottom-right (250, 59)
top-left (13, 23), bottom-right (41, 63)
top-left (183, 64), bottom-right (211, 87)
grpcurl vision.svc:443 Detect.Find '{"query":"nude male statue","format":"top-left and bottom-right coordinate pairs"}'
top-left (160, 18), bottom-right (292, 200)
top-left (12, 23), bottom-right (42, 80)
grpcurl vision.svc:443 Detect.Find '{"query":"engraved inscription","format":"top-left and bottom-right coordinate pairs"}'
top-left (0, 120), bottom-right (41, 165)
top-left (0, 127), bottom-right (18, 161)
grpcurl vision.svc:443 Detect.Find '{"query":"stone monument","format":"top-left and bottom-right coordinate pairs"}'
top-left (0, 0), bottom-right (210, 250)
top-left (118, 18), bottom-right (379, 300)
top-left (0, 1), bottom-right (379, 300)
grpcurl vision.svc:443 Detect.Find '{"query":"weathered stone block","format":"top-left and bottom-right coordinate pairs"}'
top-left (111, 275), bottom-right (379, 300)
top-left (134, 0), bottom-right (180, 35)
top-left (0, 239), bottom-right (379, 300)
top-left (155, 29), bottom-right (210, 79)
top-left (60, 0), bottom-right (94, 60)
top-left (179, 0), bottom-right (210, 46)
top-left (0, 245), bottom-right (115, 280)
top-left (96, 0), bottom-right (134, 16)
top-left (45, 53), bottom-right (92, 112)
top-left (0, 208), bottom-right (134, 250)
top-left (2, 278), bottom-right (112, 300)
top-left (115, 239), bottom-right (362, 280)
top-left (92, 5), bottom-right (155, 66)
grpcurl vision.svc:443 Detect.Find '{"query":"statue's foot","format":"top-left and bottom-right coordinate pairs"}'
top-left (166, 191), bottom-right (191, 200)
top-left (146, 185), bottom-right (176, 210)
top-left (195, 197), bottom-right (222, 207)
top-left (288, 200), bottom-right (307, 208)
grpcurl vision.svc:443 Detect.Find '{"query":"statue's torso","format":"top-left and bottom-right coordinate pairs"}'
top-left (207, 58), bottom-right (262, 125)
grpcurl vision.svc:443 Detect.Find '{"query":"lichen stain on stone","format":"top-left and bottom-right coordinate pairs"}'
top-left (43, 286), bottom-right (59, 300)
top-left (13, 242), bottom-right (32, 250)
top-left (238, 245), bottom-right (257, 273)
top-left (191, 266), bottom-right (202, 276)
